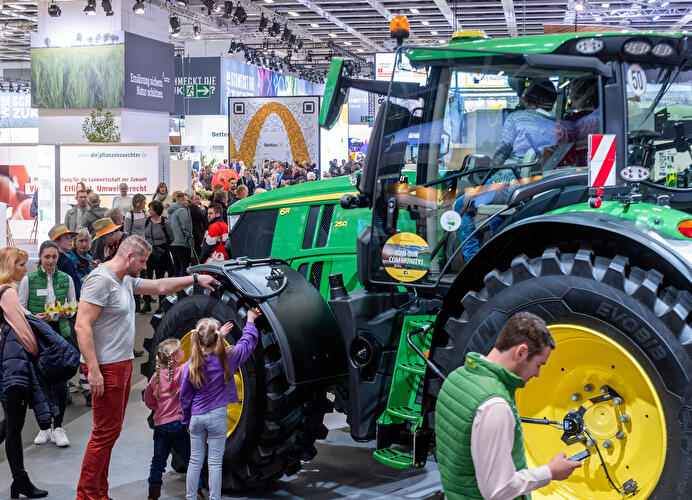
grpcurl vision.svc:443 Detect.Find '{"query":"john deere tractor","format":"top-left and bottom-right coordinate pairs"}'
top-left (142, 30), bottom-right (692, 498)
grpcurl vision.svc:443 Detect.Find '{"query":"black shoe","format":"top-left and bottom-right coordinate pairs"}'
top-left (133, 349), bottom-right (144, 358)
top-left (148, 484), bottom-right (161, 500)
top-left (140, 302), bottom-right (152, 314)
top-left (10, 472), bottom-right (48, 499)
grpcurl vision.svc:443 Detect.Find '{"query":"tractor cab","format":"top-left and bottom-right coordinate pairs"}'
top-left (320, 32), bottom-right (692, 292)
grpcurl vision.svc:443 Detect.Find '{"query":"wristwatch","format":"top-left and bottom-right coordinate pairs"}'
top-left (192, 273), bottom-right (199, 284)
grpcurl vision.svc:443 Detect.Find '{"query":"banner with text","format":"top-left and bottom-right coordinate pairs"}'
top-left (59, 145), bottom-right (159, 195)
top-left (0, 92), bottom-right (38, 128)
top-left (229, 96), bottom-right (319, 167)
top-left (174, 57), bottom-right (221, 116)
top-left (124, 32), bottom-right (174, 113)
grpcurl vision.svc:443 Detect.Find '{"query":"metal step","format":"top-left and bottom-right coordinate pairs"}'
top-left (397, 361), bottom-right (426, 375)
top-left (387, 405), bottom-right (421, 422)
top-left (373, 447), bottom-right (414, 469)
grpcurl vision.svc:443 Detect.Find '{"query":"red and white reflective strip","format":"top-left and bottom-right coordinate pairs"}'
top-left (588, 134), bottom-right (617, 188)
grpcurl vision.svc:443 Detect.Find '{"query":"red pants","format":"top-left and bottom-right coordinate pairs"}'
top-left (77, 360), bottom-right (132, 500)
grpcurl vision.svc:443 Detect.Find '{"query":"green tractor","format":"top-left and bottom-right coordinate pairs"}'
top-left (142, 30), bottom-right (692, 499)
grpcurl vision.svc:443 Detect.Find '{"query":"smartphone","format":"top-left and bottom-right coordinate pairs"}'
top-left (567, 449), bottom-right (591, 462)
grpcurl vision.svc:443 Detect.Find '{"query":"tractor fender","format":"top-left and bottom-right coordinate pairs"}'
top-left (196, 261), bottom-right (349, 386)
top-left (440, 211), bottom-right (692, 326)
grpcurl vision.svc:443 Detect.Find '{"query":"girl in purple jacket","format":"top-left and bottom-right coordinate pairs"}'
top-left (179, 307), bottom-right (262, 500)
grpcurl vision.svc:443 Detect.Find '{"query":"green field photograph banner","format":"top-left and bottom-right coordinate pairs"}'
top-left (31, 44), bottom-right (125, 109)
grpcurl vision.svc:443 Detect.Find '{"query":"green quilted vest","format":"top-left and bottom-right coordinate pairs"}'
top-left (436, 352), bottom-right (529, 500)
top-left (27, 268), bottom-right (71, 338)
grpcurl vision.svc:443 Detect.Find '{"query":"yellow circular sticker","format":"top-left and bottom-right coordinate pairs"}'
top-left (381, 232), bottom-right (430, 282)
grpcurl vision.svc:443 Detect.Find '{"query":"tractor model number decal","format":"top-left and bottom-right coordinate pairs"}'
top-left (334, 220), bottom-right (348, 228)
top-left (279, 208), bottom-right (291, 216)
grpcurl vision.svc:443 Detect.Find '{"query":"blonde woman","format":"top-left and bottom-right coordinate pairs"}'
top-left (0, 247), bottom-right (49, 498)
top-left (179, 308), bottom-right (262, 500)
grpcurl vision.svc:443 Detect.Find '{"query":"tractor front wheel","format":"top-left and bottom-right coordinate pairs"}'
top-left (438, 248), bottom-right (692, 499)
top-left (142, 292), bottom-right (332, 490)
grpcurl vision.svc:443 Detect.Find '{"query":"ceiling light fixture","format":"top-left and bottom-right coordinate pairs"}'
top-left (101, 0), bottom-right (114, 16)
top-left (281, 26), bottom-right (291, 42)
top-left (310, 23), bottom-right (319, 28)
top-left (410, 8), bottom-right (419, 14)
top-left (202, 0), bottom-right (220, 14)
top-left (431, 30), bottom-right (438, 35)
top-left (193, 24), bottom-right (201, 39)
top-left (48, 3), bottom-right (61, 17)
top-left (328, 32), bottom-right (337, 38)
top-left (287, 11), bottom-right (299, 17)
top-left (132, 0), bottom-right (145, 15)
top-left (258, 13), bottom-right (268, 31)
top-left (422, 20), bottom-right (429, 26)
top-left (84, 0), bottom-right (97, 15)
top-left (233, 5), bottom-right (247, 24)
top-left (223, 1), bottom-right (233, 18)
top-left (269, 20), bottom-right (281, 37)
top-left (170, 16), bottom-right (181, 36)
top-left (357, 48), bottom-right (364, 53)
top-left (263, 0), bottom-right (273, 3)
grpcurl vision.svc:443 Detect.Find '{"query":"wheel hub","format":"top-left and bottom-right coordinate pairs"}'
top-left (517, 324), bottom-right (666, 499)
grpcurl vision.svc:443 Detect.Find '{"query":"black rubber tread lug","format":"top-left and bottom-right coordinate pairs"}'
top-left (602, 254), bottom-right (628, 289)
top-left (484, 269), bottom-right (512, 294)
top-left (510, 254), bottom-right (538, 282)
top-left (539, 247), bottom-right (564, 276)
top-left (571, 248), bottom-right (594, 278)
top-left (460, 290), bottom-right (486, 312)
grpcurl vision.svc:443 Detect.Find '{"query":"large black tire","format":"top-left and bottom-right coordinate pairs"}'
top-left (141, 291), bottom-right (333, 490)
top-left (435, 248), bottom-right (692, 499)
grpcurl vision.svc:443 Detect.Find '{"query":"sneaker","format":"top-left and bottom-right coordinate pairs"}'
top-left (33, 429), bottom-right (52, 445)
top-left (51, 427), bottom-right (70, 447)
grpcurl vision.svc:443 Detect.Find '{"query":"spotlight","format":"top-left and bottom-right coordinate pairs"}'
top-left (193, 24), bottom-right (201, 39)
top-left (101, 0), bottom-right (114, 16)
top-left (223, 1), bottom-right (233, 18)
top-left (233, 5), bottom-right (247, 24)
top-left (306, 50), bottom-right (312, 62)
top-left (170, 16), bottom-right (181, 36)
top-left (297, 40), bottom-right (303, 50)
top-left (48, 3), bottom-right (61, 17)
top-left (288, 34), bottom-right (296, 46)
top-left (175, 0), bottom-right (188, 5)
top-left (132, 0), bottom-right (145, 14)
top-left (202, 0), bottom-right (219, 14)
top-left (258, 13), bottom-right (268, 32)
top-left (281, 26), bottom-right (291, 42)
top-left (229, 41), bottom-right (236, 53)
top-left (269, 20), bottom-right (281, 37)
top-left (84, 0), bottom-right (97, 15)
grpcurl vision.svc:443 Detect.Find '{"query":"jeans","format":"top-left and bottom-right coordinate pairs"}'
top-left (454, 189), bottom-right (506, 261)
top-left (149, 420), bottom-right (191, 486)
top-left (50, 380), bottom-right (68, 428)
top-left (1, 388), bottom-right (28, 479)
top-left (77, 360), bottom-right (132, 500)
top-left (187, 405), bottom-right (227, 500)
top-left (170, 245), bottom-right (191, 277)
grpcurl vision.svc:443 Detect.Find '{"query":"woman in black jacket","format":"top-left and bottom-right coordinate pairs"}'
top-left (0, 247), bottom-right (49, 498)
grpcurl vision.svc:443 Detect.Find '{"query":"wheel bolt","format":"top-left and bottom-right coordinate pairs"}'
top-left (603, 440), bottom-right (612, 449)
top-left (620, 414), bottom-right (630, 423)
top-left (584, 384), bottom-right (594, 392)
top-left (577, 433), bottom-right (585, 441)
top-left (571, 393), bottom-right (581, 402)
top-left (613, 397), bottom-right (624, 405)
top-left (616, 431), bottom-right (625, 440)
top-left (585, 439), bottom-right (595, 447)
top-left (600, 385), bottom-right (609, 394)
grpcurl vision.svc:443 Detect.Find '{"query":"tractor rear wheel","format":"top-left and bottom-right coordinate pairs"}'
top-left (438, 248), bottom-right (692, 499)
top-left (141, 291), bottom-right (332, 490)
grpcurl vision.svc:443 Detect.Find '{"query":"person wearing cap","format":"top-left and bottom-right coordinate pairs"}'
top-left (49, 224), bottom-right (83, 300)
top-left (111, 182), bottom-right (132, 214)
top-left (453, 78), bottom-right (566, 262)
top-left (74, 234), bottom-right (220, 500)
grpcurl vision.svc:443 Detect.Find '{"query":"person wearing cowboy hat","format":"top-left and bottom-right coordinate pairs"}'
top-left (49, 224), bottom-right (83, 300)
top-left (92, 217), bottom-right (125, 263)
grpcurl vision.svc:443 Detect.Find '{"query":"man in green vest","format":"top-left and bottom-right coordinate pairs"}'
top-left (436, 312), bottom-right (582, 500)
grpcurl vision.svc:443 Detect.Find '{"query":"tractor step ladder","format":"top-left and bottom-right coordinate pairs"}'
top-left (372, 316), bottom-right (434, 469)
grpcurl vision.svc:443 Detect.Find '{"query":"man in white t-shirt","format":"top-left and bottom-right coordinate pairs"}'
top-left (74, 234), bottom-right (219, 500)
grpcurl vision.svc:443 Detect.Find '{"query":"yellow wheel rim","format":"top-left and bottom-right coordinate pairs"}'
top-left (517, 324), bottom-right (666, 499)
top-left (180, 331), bottom-right (245, 438)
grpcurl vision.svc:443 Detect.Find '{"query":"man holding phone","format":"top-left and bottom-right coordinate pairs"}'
top-left (436, 312), bottom-right (582, 500)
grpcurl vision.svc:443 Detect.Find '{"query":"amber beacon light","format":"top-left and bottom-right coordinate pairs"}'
top-left (390, 14), bottom-right (410, 46)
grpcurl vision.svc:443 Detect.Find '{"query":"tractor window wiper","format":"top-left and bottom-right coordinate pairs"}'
top-left (639, 66), bottom-right (681, 126)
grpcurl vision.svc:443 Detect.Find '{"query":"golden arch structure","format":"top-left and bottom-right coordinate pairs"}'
top-left (229, 102), bottom-right (312, 167)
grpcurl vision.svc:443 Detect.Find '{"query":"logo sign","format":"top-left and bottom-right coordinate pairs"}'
top-left (588, 134), bottom-right (617, 187)
top-left (184, 84), bottom-right (212, 98)
top-left (360, 115), bottom-right (374, 123)
top-left (627, 64), bottom-right (647, 97)
top-left (440, 210), bottom-right (462, 232)
top-left (381, 232), bottom-right (430, 283)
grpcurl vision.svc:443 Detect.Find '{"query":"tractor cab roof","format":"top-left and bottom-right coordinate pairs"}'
top-left (405, 31), bottom-right (690, 67)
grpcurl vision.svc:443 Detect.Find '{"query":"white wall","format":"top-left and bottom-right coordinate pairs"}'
top-left (38, 109), bottom-right (122, 144)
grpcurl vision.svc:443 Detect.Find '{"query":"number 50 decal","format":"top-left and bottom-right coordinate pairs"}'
top-left (627, 64), bottom-right (647, 97)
